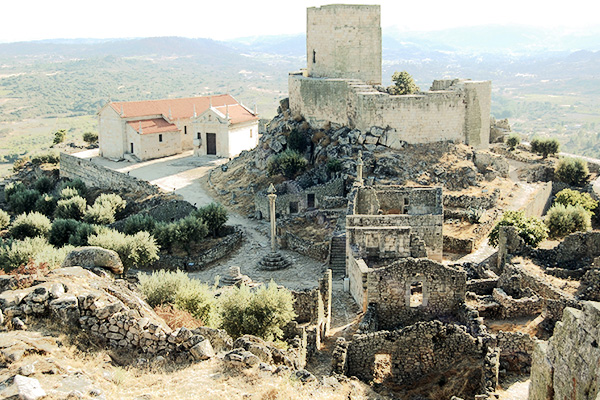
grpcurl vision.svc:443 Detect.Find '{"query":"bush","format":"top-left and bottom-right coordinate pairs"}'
top-left (8, 189), bottom-right (41, 214)
top-left (220, 282), bottom-right (296, 341)
top-left (33, 176), bottom-right (55, 194)
top-left (172, 215), bottom-right (209, 247)
top-left (49, 219), bottom-right (81, 247)
top-left (35, 194), bottom-right (58, 217)
top-left (9, 212), bottom-right (52, 240)
top-left (12, 157), bottom-right (29, 172)
top-left (55, 196), bottom-right (87, 220)
top-left (4, 181), bottom-right (26, 203)
top-left (506, 134), bottom-right (520, 151)
top-left (138, 270), bottom-right (218, 327)
top-left (388, 71), bottom-right (420, 95)
top-left (287, 130), bottom-right (307, 153)
top-left (489, 210), bottom-right (548, 248)
top-left (0, 237), bottom-right (69, 272)
top-left (83, 131), bottom-right (98, 144)
top-left (84, 202), bottom-right (116, 225)
top-left (326, 158), bottom-right (343, 174)
top-left (95, 193), bottom-right (126, 214)
top-left (68, 223), bottom-right (101, 247)
top-left (59, 187), bottom-right (80, 200)
top-left (267, 149), bottom-right (307, 179)
top-left (193, 203), bottom-right (227, 238)
top-left (152, 222), bottom-right (176, 250)
top-left (546, 204), bottom-right (591, 238)
top-left (0, 209), bottom-right (10, 230)
top-left (88, 230), bottom-right (159, 273)
top-left (123, 214), bottom-right (157, 235)
top-left (530, 137), bottom-right (559, 158)
top-left (31, 152), bottom-right (59, 165)
top-left (53, 129), bottom-right (67, 145)
top-left (554, 188), bottom-right (598, 214)
top-left (555, 157), bottom-right (590, 187)
top-left (57, 179), bottom-right (87, 197)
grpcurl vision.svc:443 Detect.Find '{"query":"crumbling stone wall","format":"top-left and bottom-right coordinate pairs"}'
top-left (495, 331), bottom-right (535, 373)
top-left (492, 288), bottom-right (543, 319)
top-left (60, 153), bottom-right (159, 195)
top-left (366, 258), bottom-right (466, 329)
top-left (529, 302), bottom-right (600, 400)
top-left (282, 231), bottom-right (329, 261)
top-left (342, 321), bottom-right (494, 394)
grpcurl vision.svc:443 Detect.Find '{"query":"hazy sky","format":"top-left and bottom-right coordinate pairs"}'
top-left (0, 0), bottom-right (597, 43)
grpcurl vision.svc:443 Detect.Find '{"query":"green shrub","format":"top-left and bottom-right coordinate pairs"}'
top-left (95, 193), bottom-right (126, 214)
top-left (0, 209), bottom-right (10, 230)
top-left (193, 203), bottom-right (227, 238)
top-left (287, 130), bottom-right (307, 153)
top-left (84, 202), bottom-right (116, 225)
top-left (68, 223), bottom-right (101, 246)
top-left (388, 71), bottom-right (420, 95)
top-left (88, 230), bottom-right (159, 273)
top-left (267, 149), bottom-right (307, 179)
top-left (31, 152), bottom-right (60, 165)
top-left (546, 204), bottom-right (591, 238)
top-left (35, 194), bottom-right (58, 217)
top-left (9, 212), bottom-right (52, 240)
top-left (555, 157), bottom-right (590, 187)
top-left (489, 210), bottom-right (548, 248)
top-left (326, 158), bottom-right (343, 174)
top-left (554, 189), bottom-right (598, 214)
top-left (4, 181), bottom-right (26, 203)
top-left (530, 137), bottom-right (560, 158)
top-left (53, 129), bottom-right (67, 145)
top-left (57, 179), bottom-right (87, 197)
top-left (152, 222), bottom-right (176, 250)
top-left (506, 134), bottom-right (521, 151)
top-left (0, 237), bottom-right (66, 271)
top-left (138, 270), bottom-right (219, 327)
top-left (55, 196), bottom-right (87, 220)
top-left (220, 282), bottom-right (296, 341)
top-left (33, 176), bottom-right (55, 194)
top-left (59, 187), bottom-right (80, 200)
top-left (49, 219), bottom-right (81, 247)
top-left (173, 215), bottom-right (208, 247)
top-left (123, 214), bottom-right (157, 235)
top-left (9, 189), bottom-right (41, 214)
top-left (83, 131), bottom-right (98, 144)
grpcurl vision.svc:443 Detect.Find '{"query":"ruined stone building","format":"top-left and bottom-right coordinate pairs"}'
top-left (98, 94), bottom-right (259, 161)
top-left (289, 4), bottom-right (491, 149)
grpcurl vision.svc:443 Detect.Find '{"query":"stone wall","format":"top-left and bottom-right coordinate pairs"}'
top-left (521, 181), bottom-right (553, 218)
top-left (289, 75), bottom-right (491, 149)
top-left (60, 153), bottom-right (159, 195)
top-left (282, 231), bottom-right (329, 262)
top-left (366, 258), bottom-right (466, 329)
top-left (347, 254), bottom-right (370, 310)
top-left (443, 189), bottom-right (500, 210)
top-left (495, 330), bottom-right (535, 372)
top-left (529, 302), bottom-right (600, 400)
top-left (342, 321), bottom-right (493, 395)
top-left (492, 288), bottom-right (543, 319)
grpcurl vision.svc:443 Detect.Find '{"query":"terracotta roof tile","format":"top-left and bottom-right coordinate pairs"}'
top-left (127, 118), bottom-right (179, 135)
top-left (110, 94), bottom-right (258, 125)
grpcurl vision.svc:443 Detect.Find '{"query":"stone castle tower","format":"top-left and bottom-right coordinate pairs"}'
top-left (306, 4), bottom-right (382, 85)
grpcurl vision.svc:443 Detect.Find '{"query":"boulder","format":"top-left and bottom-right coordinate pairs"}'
top-left (14, 375), bottom-right (46, 400)
top-left (62, 247), bottom-right (123, 275)
top-left (189, 338), bottom-right (215, 361)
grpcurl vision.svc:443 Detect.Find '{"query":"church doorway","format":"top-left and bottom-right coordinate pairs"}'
top-left (206, 133), bottom-right (216, 155)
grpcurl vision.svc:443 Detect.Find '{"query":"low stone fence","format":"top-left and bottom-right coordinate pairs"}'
top-left (60, 153), bottom-right (159, 195)
top-left (281, 231), bottom-right (329, 262)
top-left (444, 235), bottom-right (474, 254)
top-left (149, 227), bottom-right (244, 271)
top-left (467, 278), bottom-right (498, 295)
top-left (443, 189), bottom-right (500, 210)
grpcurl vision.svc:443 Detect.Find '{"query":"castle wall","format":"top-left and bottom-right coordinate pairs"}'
top-left (288, 74), bottom-right (491, 149)
top-left (306, 5), bottom-right (381, 85)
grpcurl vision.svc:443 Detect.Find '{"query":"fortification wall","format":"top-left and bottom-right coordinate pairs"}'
top-left (306, 5), bottom-right (381, 85)
top-left (60, 153), bottom-right (160, 195)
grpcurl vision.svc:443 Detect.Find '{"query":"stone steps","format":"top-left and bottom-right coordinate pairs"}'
top-left (329, 236), bottom-right (346, 276)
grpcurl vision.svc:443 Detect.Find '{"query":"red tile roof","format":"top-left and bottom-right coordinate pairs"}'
top-left (109, 94), bottom-right (258, 125)
top-left (127, 118), bottom-right (179, 135)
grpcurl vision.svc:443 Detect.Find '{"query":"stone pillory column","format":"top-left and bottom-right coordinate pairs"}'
top-left (356, 150), bottom-right (364, 186)
top-left (258, 184), bottom-right (291, 270)
top-left (268, 183), bottom-right (277, 252)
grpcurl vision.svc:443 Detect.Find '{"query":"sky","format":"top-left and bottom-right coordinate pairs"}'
top-left (0, 0), bottom-right (598, 43)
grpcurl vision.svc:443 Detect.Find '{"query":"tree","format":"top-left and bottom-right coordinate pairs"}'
top-left (287, 130), bottom-right (307, 153)
top-left (555, 157), bottom-right (590, 187)
top-left (53, 129), bottom-right (67, 145)
top-left (546, 204), bottom-right (591, 238)
top-left (530, 137), bottom-right (559, 158)
top-left (83, 131), bottom-right (98, 145)
top-left (488, 210), bottom-right (548, 248)
top-left (388, 71), bottom-right (420, 95)
top-left (193, 203), bottom-right (227, 238)
top-left (553, 188), bottom-right (597, 214)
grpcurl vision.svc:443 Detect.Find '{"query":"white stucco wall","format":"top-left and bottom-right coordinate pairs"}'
top-left (98, 107), bottom-right (126, 159)
top-left (227, 120), bottom-right (259, 158)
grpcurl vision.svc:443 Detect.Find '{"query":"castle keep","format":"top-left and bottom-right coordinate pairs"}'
top-left (289, 4), bottom-right (491, 149)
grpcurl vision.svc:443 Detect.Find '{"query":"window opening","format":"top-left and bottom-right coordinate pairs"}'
top-left (313, 50), bottom-right (316, 64)
top-left (410, 281), bottom-right (423, 307)
top-left (159, 134), bottom-right (163, 142)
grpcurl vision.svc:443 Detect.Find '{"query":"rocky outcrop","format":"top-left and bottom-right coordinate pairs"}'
top-left (61, 246), bottom-right (124, 274)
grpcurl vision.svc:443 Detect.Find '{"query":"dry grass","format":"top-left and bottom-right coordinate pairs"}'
top-left (154, 304), bottom-right (204, 330)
